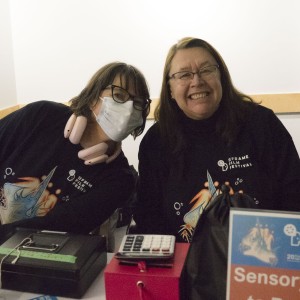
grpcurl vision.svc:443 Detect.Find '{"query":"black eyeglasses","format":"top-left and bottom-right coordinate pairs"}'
top-left (105, 85), bottom-right (151, 111)
top-left (169, 65), bottom-right (219, 84)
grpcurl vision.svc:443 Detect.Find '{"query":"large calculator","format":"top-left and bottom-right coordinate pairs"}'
top-left (115, 234), bottom-right (176, 260)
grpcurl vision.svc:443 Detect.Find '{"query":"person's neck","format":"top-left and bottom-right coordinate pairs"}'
top-left (80, 120), bottom-right (116, 155)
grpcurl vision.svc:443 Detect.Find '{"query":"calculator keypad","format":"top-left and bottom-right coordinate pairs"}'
top-left (118, 234), bottom-right (175, 258)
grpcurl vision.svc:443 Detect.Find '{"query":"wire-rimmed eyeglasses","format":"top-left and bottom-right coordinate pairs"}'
top-left (105, 85), bottom-right (151, 111)
top-left (169, 65), bottom-right (219, 83)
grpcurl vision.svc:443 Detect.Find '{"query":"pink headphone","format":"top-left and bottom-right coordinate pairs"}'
top-left (64, 114), bottom-right (121, 165)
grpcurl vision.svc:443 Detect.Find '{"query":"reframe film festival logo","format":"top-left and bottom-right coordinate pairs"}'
top-left (218, 154), bottom-right (252, 172)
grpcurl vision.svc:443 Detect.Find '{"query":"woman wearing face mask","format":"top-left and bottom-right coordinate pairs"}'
top-left (0, 62), bottom-right (151, 237)
top-left (133, 37), bottom-right (300, 242)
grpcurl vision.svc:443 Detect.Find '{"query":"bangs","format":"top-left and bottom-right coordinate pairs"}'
top-left (118, 66), bottom-right (149, 99)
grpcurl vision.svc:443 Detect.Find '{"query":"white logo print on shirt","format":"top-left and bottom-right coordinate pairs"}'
top-left (218, 154), bottom-right (252, 172)
top-left (66, 169), bottom-right (93, 193)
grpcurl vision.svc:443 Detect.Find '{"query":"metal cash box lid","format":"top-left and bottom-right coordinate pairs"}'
top-left (0, 227), bottom-right (107, 298)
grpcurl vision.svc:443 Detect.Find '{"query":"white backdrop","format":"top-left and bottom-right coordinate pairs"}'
top-left (7, 0), bottom-right (300, 102)
top-left (1, 0), bottom-right (299, 169)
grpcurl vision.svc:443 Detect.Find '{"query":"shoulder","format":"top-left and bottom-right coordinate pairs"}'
top-left (19, 101), bottom-right (71, 125)
top-left (251, 104), bottom-right (276, 118)
top-left (244, 104), bottom-right (281, 128)
top-left (140, 122), bottom-right (161, 148)
top-left (138, 122), bottom-right (166, 163)
top-left (140, 123), bottom-right (161, 151)
top-left (243, 104), bottom-right (293, 143)
top-left (24, 100), bottom-right (70, 116)
top-left (0, 101), bottom-right (69, 128)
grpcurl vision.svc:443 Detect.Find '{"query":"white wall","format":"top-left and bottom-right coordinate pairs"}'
top-left (8, 0), bottom-right (300, 101)
top-left (1, 0), bottom-right (299, 169)
top-left (122, 120), bottom-right (154, 169)
top-left (0, 0), bottom-right (17, 107)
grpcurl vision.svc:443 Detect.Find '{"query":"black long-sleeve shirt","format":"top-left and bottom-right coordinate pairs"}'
top-left (134, 105), bottom-right (300, 242)
top-left (0, 101), bottom-right (134, 236)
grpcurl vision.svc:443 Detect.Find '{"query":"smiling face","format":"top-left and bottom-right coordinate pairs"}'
top-left (168, 47), bottom-right (223, 120)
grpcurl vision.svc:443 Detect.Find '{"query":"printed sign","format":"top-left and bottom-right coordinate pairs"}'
top-left (227, 208), bottom-right (300, 300)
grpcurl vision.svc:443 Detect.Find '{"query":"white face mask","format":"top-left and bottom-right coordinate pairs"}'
top-left (95, 97), bottom-right (143, 142)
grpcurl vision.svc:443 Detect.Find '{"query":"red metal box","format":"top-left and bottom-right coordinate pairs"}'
top-left (104, 243), bottom-right (189, 300)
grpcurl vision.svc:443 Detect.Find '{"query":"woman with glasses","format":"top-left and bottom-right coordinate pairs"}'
top-left (133, 37), bottom-right (300, 242)
top-left (0, 62), bottom-right (151, 237)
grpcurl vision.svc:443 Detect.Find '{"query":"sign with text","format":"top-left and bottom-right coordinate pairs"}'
top-left (227, 208), bottom-right (300, 300)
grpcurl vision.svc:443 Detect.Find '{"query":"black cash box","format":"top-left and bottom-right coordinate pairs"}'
top-left (0, 227), bottom-right (107, 298)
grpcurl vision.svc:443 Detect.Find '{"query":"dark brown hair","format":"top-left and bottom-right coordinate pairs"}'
top-left (156, 37), bottom-right (259, 154)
